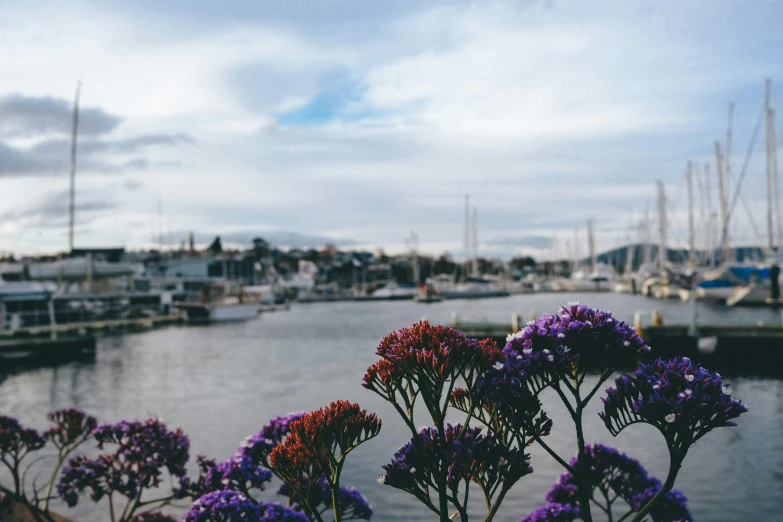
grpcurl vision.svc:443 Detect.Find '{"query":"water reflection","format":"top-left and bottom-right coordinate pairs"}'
top-left (0, 293), bottom-right (780, 521)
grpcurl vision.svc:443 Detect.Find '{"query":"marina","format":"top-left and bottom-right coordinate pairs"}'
top-left (2, 4), bottom-right (782, 521)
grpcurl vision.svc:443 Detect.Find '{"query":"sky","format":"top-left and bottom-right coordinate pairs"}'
top-left (1, 0), bottom-right (782, 260)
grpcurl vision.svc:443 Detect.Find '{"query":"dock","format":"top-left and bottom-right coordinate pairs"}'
top-left (452, 314), bottom-right (783, 376)
top-left (0, 335), bottom-right (97, 365)
top-left (0, 313), bottom-right (185, 338)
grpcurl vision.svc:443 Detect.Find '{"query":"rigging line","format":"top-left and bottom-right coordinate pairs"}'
top-left (737, 192), bottom-right (764, 245)
top-left (716, 102), bottom-right (765, 265)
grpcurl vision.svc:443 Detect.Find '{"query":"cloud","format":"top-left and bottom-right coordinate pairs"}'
top-left (0, 96), bottom-right (194, 178)
top-left (1, 189), bottom-right (120, 228)
top-left (0, 94), bottom-right (122, 138)
top-left (1, 0), bottom-right (782, 256)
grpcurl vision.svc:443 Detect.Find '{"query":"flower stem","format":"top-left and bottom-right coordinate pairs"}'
top-left (628, 449), bottom-right (681, 522)
top-left (574, 388), bottom-right (593, 522)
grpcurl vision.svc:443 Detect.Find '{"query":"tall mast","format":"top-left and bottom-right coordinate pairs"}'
top-left (774, 109), bottom-right (781, 248)
top-left (657, 181), bottom-right (667, 269)
top-left (714, 141), bottom-right (727, 264)
top-left (686, 161), bottom-right (695, 263)
top-left (587, 218), bottom-right (596, 271)
top-left (766, 78), bottom-right (775, 253)
top-left (642, 208), bottom-right (651, 266)
top-left (704, 162), bottom-right (714, 264)
top-left (726, 103), bottom-right (734, 260)
top-left (463, 194), bottom-right (470, 266)
top-left (68, 82), bottom-right (81, 252)
top-left (471, 207), bottom-right (478, 276)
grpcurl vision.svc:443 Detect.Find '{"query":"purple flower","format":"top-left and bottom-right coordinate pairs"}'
top-left (45, 408), bottom-right (97, 449)
top-left (600, 357), bottom-right (748, 446)
top-left (629, 478), bottom-right (693, 522)
top-left (177, 454), bottom-right (272, 500)
top-left (57, 417), bottom-right (189, 507)
top-left (235, 413), bottom-right (305, 468)
top-left (380, 425), bottom-right (532, 495)
top-left (533, 444), bottom-right (692, 522)
top-left (504, 304), bottom-right (648, 391)
top-left (183, 490), bottom-right (308, 522)
top-left (520, 503), bottom-right (581, 522)
top-left (0, 415), bottom-right (46, 460)
top-left (213, 456), bottom-right (273, 493)
top-left (332, 486), bottom-right (373, 520)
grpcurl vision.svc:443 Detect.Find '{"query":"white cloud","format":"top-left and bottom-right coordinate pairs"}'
top-left (0, 0), bottom-right (781, 258)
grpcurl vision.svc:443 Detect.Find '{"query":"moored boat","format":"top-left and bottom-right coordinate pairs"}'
top-left (176, 280), bottom-right (260, 323)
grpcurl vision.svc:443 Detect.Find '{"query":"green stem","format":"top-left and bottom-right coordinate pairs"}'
top-left (482, 487), bottom-right (509, 522)
top-left (108, 492), bottom-right (117, 522)
top-left (41, 448), bottom-right (67, 511)
top-left (331, 457), bottom-right (345, 522)
top-left (629, 449), bottom-right (681, 522)
top-left (573, 387), bottom-right (593, 522)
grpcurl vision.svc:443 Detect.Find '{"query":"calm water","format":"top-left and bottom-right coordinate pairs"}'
top-left (0, 293), bottom-right (781, 521)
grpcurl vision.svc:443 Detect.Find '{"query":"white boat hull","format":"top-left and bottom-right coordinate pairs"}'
top-left (178, 303), bottom-right (259, 323)
top-left (696, 286), bottom-right (736, 302)
top-left (727, 285), bottom-right (783, 307)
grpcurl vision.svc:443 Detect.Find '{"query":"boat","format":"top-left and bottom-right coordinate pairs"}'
top-left (553, 263), bottom-right (616, 292)
top-left (429, 276), bottom-right (509, 300)
top-left (367, 281), bottom-right (417, 300)
top-left (26, 258), bottom-right (140, 281)
top-left (414, 283), bottom-right (443, 303)
top-left (175, 280), bottom-right (260, 323)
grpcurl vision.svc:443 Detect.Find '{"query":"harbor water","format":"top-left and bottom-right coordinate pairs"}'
top-left (0, 293), bottom-right (780, 521)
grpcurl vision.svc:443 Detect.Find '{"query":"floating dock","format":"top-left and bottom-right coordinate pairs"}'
top-left (0, 335), bottom-right (97, 365)
top-left (0, 313), bottom-right (184, 338)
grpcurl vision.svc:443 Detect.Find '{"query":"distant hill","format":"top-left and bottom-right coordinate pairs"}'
top-left (595, 244), bottom-right (767, 273)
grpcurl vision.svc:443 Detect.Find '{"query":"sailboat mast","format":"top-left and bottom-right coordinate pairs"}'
top-left (726, 104), bottom-right (734, 260)
top-left (463, 194), bottom-right (470, 272)
top-left (68, 82), bottom-right (81, 252)
top-left (657, 181), bottom-right (666, 269)
top-left (766, 78), bottom-right (775, 253)
top-left (774, 108), bottom-right (781, 247)
top-left (587, 218), bottom-right (596, 271)
top-left (471, 207), bottom-right (478, 276)
top-left (642, 208), bottom-right (651, 266)
top-left (704, 162), bottom-right (714, 264)
top-left (714, 141), bottom-right (726, 264)
top-left (686, 161), bottom-right (694, 263)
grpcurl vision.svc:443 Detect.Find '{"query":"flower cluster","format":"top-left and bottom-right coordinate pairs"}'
top-left (503, 304), bottom-right (649, 390)
top-left (364, 321), bottom-right (501, 387)
top-left (530, 444), bottom-right (692, 522)
top-left (472, 364), bottom-right (547, 439)
top-left (57, 418), bottom-right (190, 506)
top-left (520, 503), bottom-right (581, 522)
top-left (0, 415), bottom-right (46, 461)
top-left (182, 490), bottom-right (307, 522)
top-left (44, 408), bottom-right (97, 449)
top-left (269, 401), bottom-right (380, 517)
top-left (600, 357), bottom-right (748, 446)
top-left (380, 424), bottom-right (532, 495)
top-left (270, 402), bottom-right (380, 481)
top-left (186, 455), bottom-right (273, 498)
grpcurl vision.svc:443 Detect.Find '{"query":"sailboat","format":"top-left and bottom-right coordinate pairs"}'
top-left (726, 79), bottom-right (783, 306)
